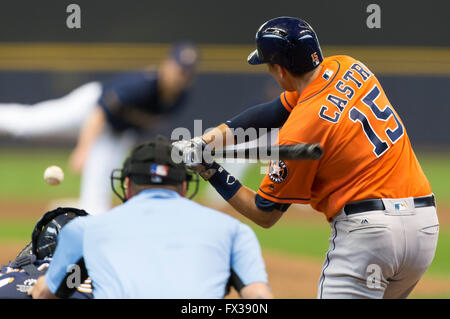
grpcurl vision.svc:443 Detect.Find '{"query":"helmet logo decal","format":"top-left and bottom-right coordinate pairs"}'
top-left (268, 160), bottom-right (288, 183)
top-left (264, 27), bottom-right (288, 37)
top-left (311, 52), bottom-right (320, 66)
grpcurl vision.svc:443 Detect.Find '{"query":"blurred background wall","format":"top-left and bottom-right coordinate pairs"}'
top-left (0, 0), bottom-right (448, 148)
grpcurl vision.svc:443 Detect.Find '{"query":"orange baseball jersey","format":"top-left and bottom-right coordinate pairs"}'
top-left (257, 55), bottom-right (431, 220)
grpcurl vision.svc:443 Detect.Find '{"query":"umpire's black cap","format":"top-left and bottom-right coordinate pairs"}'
top-left (123, 135), bottom-right (188, 185)
top-left (111, 135), bottom-right (198, 202)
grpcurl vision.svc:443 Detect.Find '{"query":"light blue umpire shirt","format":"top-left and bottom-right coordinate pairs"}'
top-left (45, 188), bottom-right (268, 298)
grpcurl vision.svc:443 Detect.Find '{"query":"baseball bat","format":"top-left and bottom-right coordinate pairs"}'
top-left (209, 143), bottom-right (323, 161)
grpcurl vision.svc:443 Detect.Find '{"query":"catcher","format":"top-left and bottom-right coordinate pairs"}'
top-left (0, 207), bottom-right (92, 299)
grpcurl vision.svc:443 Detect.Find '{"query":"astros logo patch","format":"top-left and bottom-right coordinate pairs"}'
top-left (268, 160), bottom-right (288, 183)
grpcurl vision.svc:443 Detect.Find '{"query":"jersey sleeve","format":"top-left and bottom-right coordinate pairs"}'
top-left (45, 217), bottom-right (89, 298)
top-left (279, 91), bottom-right (299, 112)
top-left (225, 96), bottom-right (289, 131)
top-left (229, 223), bottom-right (268, 292)
top-left (257, 155), bottom-right (319, 204)
top-left (257, 108), bottom-right (331, 205)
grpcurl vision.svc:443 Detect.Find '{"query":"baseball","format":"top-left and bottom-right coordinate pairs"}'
top-left (44, 165), bottom-right (64, 186)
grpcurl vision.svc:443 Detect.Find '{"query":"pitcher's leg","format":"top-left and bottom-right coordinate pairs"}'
top-left (79, 128), bottom-right (136, 215)
top-left (0, 82), bottom-right (101, 137)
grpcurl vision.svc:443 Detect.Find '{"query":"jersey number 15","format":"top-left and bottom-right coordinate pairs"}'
top-left (349, 85), bottom-right (404, 157)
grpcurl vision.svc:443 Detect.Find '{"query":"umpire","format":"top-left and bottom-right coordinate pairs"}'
top-left (30, 135), bottom-right (272, 299)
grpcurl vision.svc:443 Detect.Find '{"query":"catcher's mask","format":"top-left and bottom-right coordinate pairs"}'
top-left (31, 207), bottom-right (88, 260)
top-left (111, 135), bottom-right (199, 202)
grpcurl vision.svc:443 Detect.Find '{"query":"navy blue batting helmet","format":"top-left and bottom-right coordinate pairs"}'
top-left (248, 16), bottom-right (323, 75)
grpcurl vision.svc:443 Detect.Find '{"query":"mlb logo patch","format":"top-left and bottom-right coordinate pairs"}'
top-left (150, 164), bottom-right (168, 177)
top-left (394, 202), bottom-right (408, 211)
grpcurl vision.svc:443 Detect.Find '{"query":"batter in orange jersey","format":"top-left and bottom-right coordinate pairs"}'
top-left (173, 16), bottom-right (439, 299)
top-left (257, 55), bottom-right (431, 220)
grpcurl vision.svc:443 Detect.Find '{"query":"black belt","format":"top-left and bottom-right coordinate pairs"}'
top-left (343, 195), bottom-right (435, 216)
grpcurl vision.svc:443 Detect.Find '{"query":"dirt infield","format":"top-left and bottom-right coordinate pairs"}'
top-left (0, 242), bottom-right (27, 265)
top-left (0, 200), bottom-right (48, 219)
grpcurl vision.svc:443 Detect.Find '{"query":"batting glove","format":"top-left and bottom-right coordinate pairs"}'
top-left (172, 137), bottom-right (209, 171)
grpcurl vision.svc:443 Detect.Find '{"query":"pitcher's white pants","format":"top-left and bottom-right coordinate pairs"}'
top-left (318, 196), bottom-right (439, 299)
top-left (79, 127), bottom-right (136, 215)
top-left (0, 82), bottom-right (136, 215)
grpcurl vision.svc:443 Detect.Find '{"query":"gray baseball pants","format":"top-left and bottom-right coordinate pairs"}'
top-left (318, 196), bottom-right (439, 299)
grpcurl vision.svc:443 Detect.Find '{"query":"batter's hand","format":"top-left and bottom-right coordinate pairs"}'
top-left (172, 137), bottom-right (208, 171)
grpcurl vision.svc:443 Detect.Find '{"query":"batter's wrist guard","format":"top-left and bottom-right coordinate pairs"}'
top-left (205, 162), bottom-right (242, 201)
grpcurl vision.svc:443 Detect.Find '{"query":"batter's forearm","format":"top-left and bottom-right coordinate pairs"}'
top-left (201, 123), bottom-right (235, 148)
top-left (228, 186), bottom-right (283, 228)
top-left (203, 162), bottom-right (283, 228)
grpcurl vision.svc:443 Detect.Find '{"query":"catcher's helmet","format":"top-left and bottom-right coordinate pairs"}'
top-left (248, 16), bottom-right (323, 75)
top-left (31, 207), bottom-right (88, 260)
top-left (111, 135), bottom-right (199, 202)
